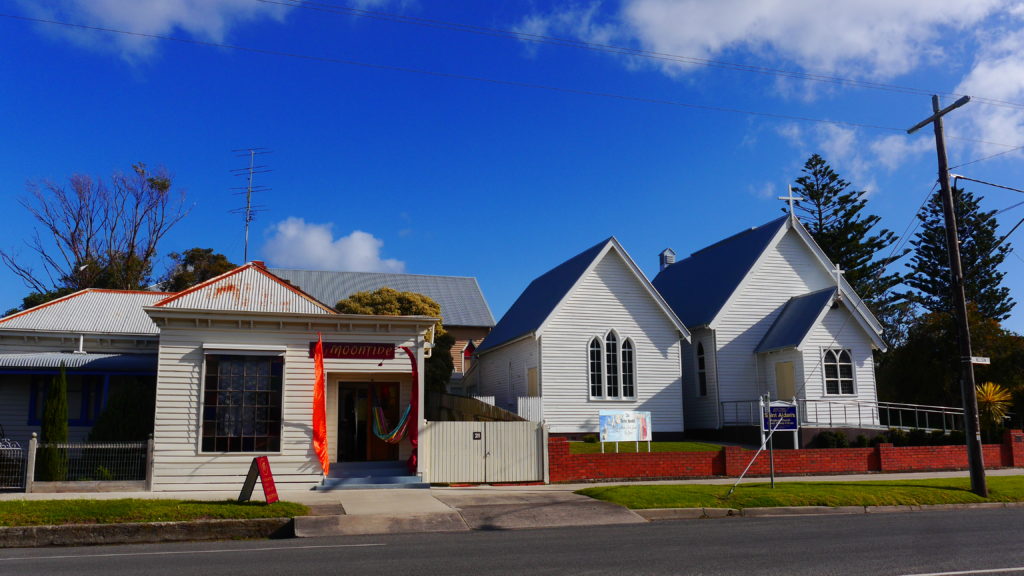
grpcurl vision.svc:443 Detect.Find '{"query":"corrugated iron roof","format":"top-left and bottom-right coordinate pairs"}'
top-left (0, 290), bottom-right (167, 335)
top-left (653, 216), bottom-right (788, 327)
top-left (475, 238), bottom-right (612, 354)
top-left (0, 352), bottom-right (157, 372)
top-left (155, 263), bottom-right (336, 315)
top-left (271, 269), bottom-right (495, 327)
top-left (755, 287), bottom-right (837, 353)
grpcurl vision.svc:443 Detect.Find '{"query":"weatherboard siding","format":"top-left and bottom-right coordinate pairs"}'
top-left (681, 327), bottom-right (718, 429)
top-left (151, 322), bottom-right (418, 491)
top-left (475, 337), bottom-right (538, 413)
top-left (714, 229), bottom-right (834, 407)
top-left (540, 252), bottom-right (682, 434)
top-left (800, 306), bottom-right (879, 425)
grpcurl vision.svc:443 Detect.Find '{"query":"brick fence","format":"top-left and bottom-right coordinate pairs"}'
top-left (548, 429), bottom-right (1024, 483)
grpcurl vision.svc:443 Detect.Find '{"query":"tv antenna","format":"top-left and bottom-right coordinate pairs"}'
top-left (230, 148), bottom-right (272, 262)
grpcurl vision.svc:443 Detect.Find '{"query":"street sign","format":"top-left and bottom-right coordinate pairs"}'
top-left (971, 356), bottom-right (991, 365)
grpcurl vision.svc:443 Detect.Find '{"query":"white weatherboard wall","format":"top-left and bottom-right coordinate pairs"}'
top-left (681, 328), bottom-right (718, 430)
top-left (541, 251), bottom-right (682, 434)
top-left (475, 337), bottom-right (538, 413)
top-left (150, 316), bottom-right (421, 491)
top-left (714, 228), bottom-right (834, 407)
top-left (799, 306), bottom-right (879, 426)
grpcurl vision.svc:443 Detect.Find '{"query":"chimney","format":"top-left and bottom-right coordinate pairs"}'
top-left (659, 248), bottom-right (676, 271)
top-left (251, 260), bottom-right (266, 269)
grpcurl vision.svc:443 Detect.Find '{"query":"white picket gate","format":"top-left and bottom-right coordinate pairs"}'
top-left (424, 421), bottom-right (547, 484)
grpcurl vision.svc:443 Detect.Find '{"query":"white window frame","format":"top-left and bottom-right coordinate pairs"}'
top-left (587, 331), bottom-right (637, 401)
top-left (822, 348), bottom-right (855, 396)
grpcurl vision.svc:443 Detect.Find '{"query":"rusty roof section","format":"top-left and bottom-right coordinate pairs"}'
top-left (153, 261), bottom-right (337, 314)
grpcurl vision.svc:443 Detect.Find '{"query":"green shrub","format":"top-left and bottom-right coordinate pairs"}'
top-left (582, 434), bottom-right (599, 444)
top-left (813, 430), bottom-right (849, 448)
top-left (37, 365), bottom-right (69, 481)
top-left (854, 435), bottom-right (870, 448)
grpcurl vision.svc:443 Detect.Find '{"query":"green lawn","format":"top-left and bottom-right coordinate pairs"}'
top-left (0, 499), bottom-right (310, 527)
top-left (569, 441), bottom-right (723, 454)
top-left (577, 476), bottom-right (1024, 509)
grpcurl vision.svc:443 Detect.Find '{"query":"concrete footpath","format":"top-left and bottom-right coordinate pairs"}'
top-left (2, 468), bottom-right (1023, 547)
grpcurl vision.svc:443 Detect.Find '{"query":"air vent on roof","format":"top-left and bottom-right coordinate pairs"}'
top-left (659, 248), bottom-right (676, 271)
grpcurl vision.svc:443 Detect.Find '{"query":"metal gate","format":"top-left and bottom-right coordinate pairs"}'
top-left (425, 421), bottom-right (546, 484)
top-left (0, 438), bottom-right (26, 492)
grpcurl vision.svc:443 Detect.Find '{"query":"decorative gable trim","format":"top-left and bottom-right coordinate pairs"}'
top-left (153, 262), bottom-right (336, 315)
top-left (710, 216), bottom-right (886, 352)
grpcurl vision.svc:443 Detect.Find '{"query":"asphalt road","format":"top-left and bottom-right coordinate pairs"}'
top-left (3, 508), bottom-right (1024, 576)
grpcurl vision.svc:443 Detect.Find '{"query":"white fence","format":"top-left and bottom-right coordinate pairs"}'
top-left (424, 421), bottom-right (547, 484)
top-left (517, 397), bottom-right (543, 422)
top-left (721, 398), bottom-right (964, 432)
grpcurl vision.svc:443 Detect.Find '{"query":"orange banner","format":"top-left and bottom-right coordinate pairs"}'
top-left (312, 334), bottom-right (329, 476)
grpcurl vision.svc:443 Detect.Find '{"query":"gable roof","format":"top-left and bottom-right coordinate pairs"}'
top-left (755, 287), bottom-right (837, 353)
top-left (271, 269), bottom-right (495, 328)
top-left (0, 289), bottom-right (170, 335)
top-left (476, 237), bottom-right (688, 355)
top-left (655, 215), bottom-right (886, 351)
top-left (154, 262), bottom-right (336, 315)
top-left (653, 216), bottom-right (788, 327)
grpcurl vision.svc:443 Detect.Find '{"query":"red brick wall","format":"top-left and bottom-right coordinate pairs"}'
top-left (548, 430), bottom-right (1024, 483)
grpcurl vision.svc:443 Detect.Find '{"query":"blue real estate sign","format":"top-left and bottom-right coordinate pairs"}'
top-left (762, 403), bottom-right (798, 432)
top-left (599, 410), bottom-right (652, 442)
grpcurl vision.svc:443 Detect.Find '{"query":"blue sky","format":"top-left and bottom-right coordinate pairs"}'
top-left (2, 1), bottom-right (1024, 333)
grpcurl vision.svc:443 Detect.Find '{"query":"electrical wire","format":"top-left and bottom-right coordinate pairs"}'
top-left (0, 12), bottom-right (912, 135)
top-left (260, 0), bottom-right (1024, 111)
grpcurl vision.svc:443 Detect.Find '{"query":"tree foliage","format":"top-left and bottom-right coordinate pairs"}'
top-left (37, 365), bottom-right (69, 481)
top-left (160, 248), bottom-right (236, 292)
top-left (904, 187), bottom-right (1014, 322)
top-left (336, 287), bottom-right (451, 394)
top-left (1, 163), bottom-right (188, 299)
top-left (790, 154), bottom-right (906, 343)
top-left (876, 305), bottom-right (1024, 408)
top-left (88, 377), bottom-right (156, 442)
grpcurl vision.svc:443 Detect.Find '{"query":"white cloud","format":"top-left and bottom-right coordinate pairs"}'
top-left (953, 28), bottom-right (1024, 159)
top-left (262, 217), bottom-right (406, 273)
top-left (517, 1), bottom-right (1007, 80)
top-left (869, 134), bottom-right (933, 172)
top-left (19, 0), bottom-right (290, 60)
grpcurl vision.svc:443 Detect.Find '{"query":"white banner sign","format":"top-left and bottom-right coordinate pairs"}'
top-left (599, 410), bottom-right (652, 442)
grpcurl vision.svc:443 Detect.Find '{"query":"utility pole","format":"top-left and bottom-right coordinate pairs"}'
top-left (230, 148), bottom-right (272, 263)
top-left (907, 94), bottom-right (987, 497)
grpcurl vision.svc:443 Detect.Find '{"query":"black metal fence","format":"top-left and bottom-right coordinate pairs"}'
top-left (34, 442), bottom-right (148, 482)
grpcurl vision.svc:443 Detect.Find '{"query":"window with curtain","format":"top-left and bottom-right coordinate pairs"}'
top-left (201, 354), bottom-right (283, 452)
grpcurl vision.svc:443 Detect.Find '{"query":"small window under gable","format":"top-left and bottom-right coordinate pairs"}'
top-left (823, 349), bottom-right (854, 395)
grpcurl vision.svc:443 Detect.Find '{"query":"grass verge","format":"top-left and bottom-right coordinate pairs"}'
top-left (569, 441), bottom-right (723, 455)
top-left (577, 476), bottom-right (1024, 509)
top-left (0, 499), bottom-right (310, 527)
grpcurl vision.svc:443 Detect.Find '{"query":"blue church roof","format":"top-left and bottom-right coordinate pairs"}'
top-left (476, 238), bottom-right (613, 354)
top-left (653, 216), bottom-right (788, 327)
top-left (755, 287), bottom-right (837, 353)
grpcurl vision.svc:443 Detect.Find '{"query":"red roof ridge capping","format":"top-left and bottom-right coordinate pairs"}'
top-left (153, 262), bottom-right (337, 314)
top-left (0, 288), bottom-right (176, 325)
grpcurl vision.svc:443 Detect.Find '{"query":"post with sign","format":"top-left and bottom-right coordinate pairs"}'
top-left (761, 396), bottom-right (800, 488)
top-left (599, 410), bottom-right (652, 453)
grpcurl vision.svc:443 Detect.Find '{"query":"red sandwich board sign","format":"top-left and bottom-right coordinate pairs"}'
top-left (238, 456), bottom-right (279, 504)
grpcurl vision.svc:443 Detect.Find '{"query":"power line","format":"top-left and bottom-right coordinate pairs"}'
top-left (950, 145), bottom-right (1024, 171)
top-left (0, 12), bottom-right (910, 135)
top-left (6, 11), bottom-right (1023, 153)
top-left (260, 0), bottom-right (1024, 111)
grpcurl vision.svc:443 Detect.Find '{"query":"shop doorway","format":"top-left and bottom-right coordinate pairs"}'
top-left (338, 382), bottom-right (400, 462)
